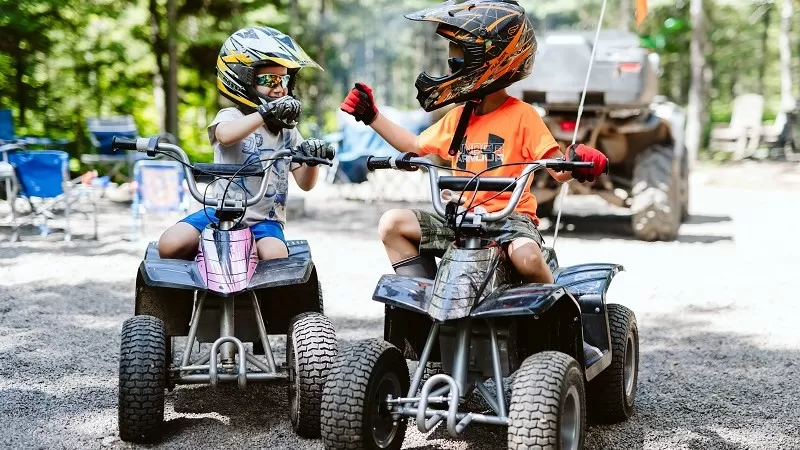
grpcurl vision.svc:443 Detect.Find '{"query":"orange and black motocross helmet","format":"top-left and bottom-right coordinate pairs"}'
top-left (405, 0), bottom-right (536, 112)
top-left (216, 26), bottom-right (322, 112)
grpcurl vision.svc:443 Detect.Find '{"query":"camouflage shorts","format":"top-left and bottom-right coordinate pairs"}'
top-left (413, 209), bottom-right (544, 257)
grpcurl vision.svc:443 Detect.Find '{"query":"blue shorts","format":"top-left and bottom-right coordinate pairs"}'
top-left (180, 208), bottom-right (286, 244)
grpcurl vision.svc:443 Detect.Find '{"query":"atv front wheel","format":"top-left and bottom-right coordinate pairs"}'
top-left (321, 339), bottom-right (410, 450)
top-left (587, 304), bottom-right (639, 423)
top-left (287, 311), bottom-right (337, 438)
top-left (508, 351), bottom-right (586, 450)
top-left (118, 315), bottom-right (167, 443)
top-left (630, 144), bottom-right (681, 241)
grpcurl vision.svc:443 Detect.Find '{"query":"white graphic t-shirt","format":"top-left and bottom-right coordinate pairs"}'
top-left (206, 107), bottom-right (303, 228)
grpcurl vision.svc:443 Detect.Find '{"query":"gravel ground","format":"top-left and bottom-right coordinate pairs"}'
top-left (1, 160), bottom-right (799, 449)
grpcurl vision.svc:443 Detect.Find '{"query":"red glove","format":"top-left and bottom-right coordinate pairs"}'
top-left (340, 82), bottom-right (378, 125)
top-left (567, 144), bottom-right (608, 182)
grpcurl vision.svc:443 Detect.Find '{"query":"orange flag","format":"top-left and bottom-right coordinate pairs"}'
top-left (636, 0), bottom-right (648, 26)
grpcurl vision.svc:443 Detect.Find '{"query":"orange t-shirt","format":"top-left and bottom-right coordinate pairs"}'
top-left (417, 96), bottom-right (559, 222)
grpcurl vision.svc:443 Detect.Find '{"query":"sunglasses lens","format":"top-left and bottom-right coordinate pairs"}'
top-left (257, 74), bottom-right (289, 88)
top-left (448, 57), bottom-right (464, 73)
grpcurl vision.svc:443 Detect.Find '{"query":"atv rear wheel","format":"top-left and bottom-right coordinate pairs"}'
top-left (586, 304), bottom-right (639, 423)
top-left (321, 339), bottom-right (410, 450)
top-left (630, 144), bottom-right (681, 241)
top-left (508, 351), bottom-right (586, 450)
top-left (118, 315), bottom-right (167, 443)
top-left (287, 311), bottom-right (337, 438)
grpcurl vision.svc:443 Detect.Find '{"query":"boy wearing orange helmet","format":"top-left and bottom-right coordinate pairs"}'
top-left (340, 0), bottom-right (609, 285)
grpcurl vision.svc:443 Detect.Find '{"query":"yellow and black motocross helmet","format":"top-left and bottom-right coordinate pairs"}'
top-left (405, 0), bottom-right (536, 112)
top-left (216, 26), bottom-right (322, 111)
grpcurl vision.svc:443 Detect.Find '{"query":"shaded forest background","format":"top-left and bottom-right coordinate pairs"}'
top-left (0, 0), bottom-right (797, 163)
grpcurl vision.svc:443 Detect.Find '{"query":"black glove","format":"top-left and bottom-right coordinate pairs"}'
top-left (297, 138), bottom-right (335, 166)
top-left (257, 96), bottom-right (302, 129)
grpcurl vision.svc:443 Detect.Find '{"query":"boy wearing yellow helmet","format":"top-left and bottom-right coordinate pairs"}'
top-left (158, 26), bottom-right (332, 261)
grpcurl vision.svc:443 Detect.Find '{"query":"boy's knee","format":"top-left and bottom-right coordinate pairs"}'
top-left (378, 209), bottom-right (418, 243)
top-left (158, 224), bottom-right (199, 260)
top-left (508, 238), bottom-right (553, 284)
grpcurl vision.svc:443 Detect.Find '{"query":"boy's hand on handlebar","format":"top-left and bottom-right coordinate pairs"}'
top-left (340, 82), bottom-right (378, 125)
top-left (296, 138), bottom-right (335, 166)
top-left (567, 144), bottom-right (608, 182)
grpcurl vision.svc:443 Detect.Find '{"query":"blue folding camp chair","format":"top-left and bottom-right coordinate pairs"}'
top-left (129, 158), bottom-right (189, 241)
top-left (4, 149), bottom-right (98, 242)
top-left (1, 109), bottom-right (74, 221)
top-left (81, 116), bottom-right (139, 182)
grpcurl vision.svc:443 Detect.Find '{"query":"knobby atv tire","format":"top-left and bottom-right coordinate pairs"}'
top-left (508, 351), bottom-right (586, 450)
top-left (630, 144), bottom-right (681, 241)
top-left (118, 315), bottom-right (167, 443)
top-left (587, 304), bottom-right (639, 423)
top-left (321, 339), bottom-right (410, 450)
top-left (287, 311), bottom-right (338, 438)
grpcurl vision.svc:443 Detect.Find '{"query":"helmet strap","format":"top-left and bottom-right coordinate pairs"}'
top-left (447, 100), bottom-right (479, 157)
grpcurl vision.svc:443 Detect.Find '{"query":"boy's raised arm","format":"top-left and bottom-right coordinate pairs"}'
top-left (340, 83), bottom-right (422, 154)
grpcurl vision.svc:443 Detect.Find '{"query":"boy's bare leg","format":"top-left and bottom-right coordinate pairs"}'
top-left (378, 209), bottom-right (423, 264)
top-left (256, 237), bottom-right (289, 260)
top-left (158, 223), bottom-right (201, 260)
top-left (507, 238), bottom-right (554, 284)
top-left (378, 209), bottom-right (437, 278)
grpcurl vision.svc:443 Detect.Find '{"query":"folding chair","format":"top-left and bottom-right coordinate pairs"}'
top-left (709, 94), bottom-right (765, 160)
top-left (81, 116), bottom-right (139, 182)
top-left (5, 149), bottom-right (98, 242)
top-left (129, 158), bottom-right (189, 241)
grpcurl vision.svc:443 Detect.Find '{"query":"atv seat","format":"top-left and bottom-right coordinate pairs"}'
top-left (143, 239), bottom-right (311, 261)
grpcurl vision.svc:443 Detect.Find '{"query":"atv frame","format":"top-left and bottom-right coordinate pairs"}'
top-left (112, 137), bottom-right (337, 443)
top-left (320, 153), bottom-right (640, 449)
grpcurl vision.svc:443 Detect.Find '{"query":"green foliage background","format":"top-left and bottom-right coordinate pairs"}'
top-left (0, 0), bottom-right (797, 167)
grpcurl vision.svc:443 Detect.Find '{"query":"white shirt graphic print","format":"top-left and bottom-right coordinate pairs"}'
top-left (206, 107), bottom-right (303, 228)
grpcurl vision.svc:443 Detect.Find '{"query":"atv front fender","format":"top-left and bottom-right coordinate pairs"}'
top-left (372, 274), bottom-right (433, 315)
top-left (469, 284), bottom-right (578, 318)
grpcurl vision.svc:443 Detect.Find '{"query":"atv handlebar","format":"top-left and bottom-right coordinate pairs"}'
top-left (111, 136), bottom-right (332, 208)
top-left (366, 153), bottom-right (594, 223)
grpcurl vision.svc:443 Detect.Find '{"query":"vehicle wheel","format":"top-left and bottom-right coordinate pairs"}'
top-left (587, 304), bottom-right (639, 423)
top-left (287, 311), bottom-right (338, 438)
top-left (630, 144), bottom-right (681, 241)
top-left (321, 339), bottom-right (410, 450)
top-left (508, 351), bottom-right (585, 450)
top-left (118, 315), bottom-right (167, 443)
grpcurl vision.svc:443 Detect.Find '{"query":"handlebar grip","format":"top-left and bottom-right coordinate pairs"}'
top-left (366, 156), bottom-right (392, 171)
top-left (111, 136), bottom-right (137, 151)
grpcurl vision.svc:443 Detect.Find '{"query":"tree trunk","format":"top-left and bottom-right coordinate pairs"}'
top-left (149, 0), bottom-right (167, 135)
top-left (685, 0), bottom-right (706, 167)
top-left (14, 44), bottom-right (26, 128)
top-left (620, 0), bottom-right (630, 32)
top-left (758, 5), bottom-right (771, 96)
top-left (778, 0), bottom-right (794, 112)
top-left (313, 0), bottom-right (327, 133)
top-left (166, 0), bottom-right (179, 141)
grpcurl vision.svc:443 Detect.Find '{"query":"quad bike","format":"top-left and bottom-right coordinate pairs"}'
top-left (506, 30), bottom-right (690, 241)
top-left (111, 136), bottom-right (338, 443)
top-left (320, 153), bottom-right (639, 449)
